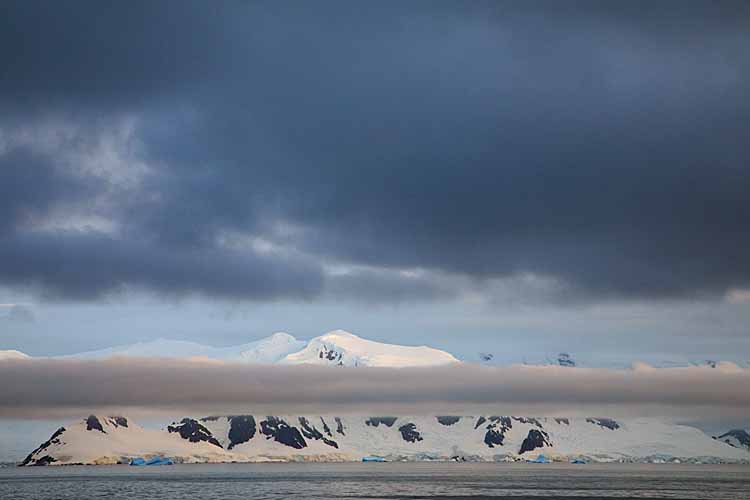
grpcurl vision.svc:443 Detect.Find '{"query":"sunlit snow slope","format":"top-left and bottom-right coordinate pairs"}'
top-left (64, 332), bottom-right (305, 364)
top-left (280, 330), bottom-right (459, 367)
top-left (43, 330), bottom-right (458, 368)
top-left (22, 415), bottom-right (749, 465)
top-left (0, 349), bottom-right (29, 361)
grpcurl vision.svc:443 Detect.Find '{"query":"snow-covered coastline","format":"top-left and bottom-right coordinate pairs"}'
top-left (20, 414), bottom-right (750, 466)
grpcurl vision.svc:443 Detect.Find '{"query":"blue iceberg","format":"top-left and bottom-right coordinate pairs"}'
top-left (362, 456), bottom-right (386, 462)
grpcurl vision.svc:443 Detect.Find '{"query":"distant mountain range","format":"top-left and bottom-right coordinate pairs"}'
top-left (7, 331), bottom-right (750, 465)
top-left (4, 330), bottom-right (459, 368)
top-left (21, 414), bottom-right (750, 466)
top-left (3, 329), bottom-right (746, 368)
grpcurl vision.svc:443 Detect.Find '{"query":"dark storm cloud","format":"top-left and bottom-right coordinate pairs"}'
top-left (1, 1), bottom-right (750, 301)
top-left (324, 269), bottom-right (457, 304)
top-left (0, 358), bottom-right (748, 418)
top-left (0, 148), bottom-right (95, 235)
top-left (0, 230), bottom-right (324, 301)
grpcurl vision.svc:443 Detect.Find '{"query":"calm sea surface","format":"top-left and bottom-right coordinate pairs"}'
top-left (1, 463), bottom-right (748, 499)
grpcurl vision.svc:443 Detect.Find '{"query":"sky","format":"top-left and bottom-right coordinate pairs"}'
top-left (1, 0), bottom-right (750, 365)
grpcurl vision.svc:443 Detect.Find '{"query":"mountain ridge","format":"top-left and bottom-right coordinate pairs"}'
top-left (2, 331), bottom-right (748, 369)
top-left (48, 330), bottom-right (459, 368)
top-left (21, 414), bottom-right (750, 466)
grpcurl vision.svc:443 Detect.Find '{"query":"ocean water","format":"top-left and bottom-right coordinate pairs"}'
top-left (1, 463), bottom-right (748, 499)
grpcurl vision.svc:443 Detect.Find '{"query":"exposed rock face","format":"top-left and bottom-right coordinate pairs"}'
top-left (299, 417), bottom-right (338, 448)
top-left (167, 418), bottom-right (222, 448)
top-left (586, 418), bottom-right (620, 430)
top-left (437, 416), bottom-right (461, 426)
top-left (320, 418), bottom-right (332, 436)
top-left (483, 416), bottom-right (512, 448)
top-left (519, 429), bottom-right (552, 454)
top-left (21, 427), bottom-right (66, 466)
top-left (86, 415), bottom-right (105, 433)
top-left (260, 416), bottom-right (306, 449)
top-left (398, 423), bottom-right (423, 443)
top-left (557, 353), bottom-right (576, 367)
top-left (227, 416), bottom-right (256, 449)
top-left (554, 418), bottom-right (569, 425)
top-left (715, 429), bottom-right (750, 450)
top-left (365, 417), bottom-right (397, 428)
top-left (111, 417), bottom-right (128, 428)
top-left (28, 455), bottom-right (57, 466)
top-left (513, 417), bottom-right (542, 428)
top-left (334, 417), bottom-right (346, 435)
top-left (318, 346), bottom-right (343, 364)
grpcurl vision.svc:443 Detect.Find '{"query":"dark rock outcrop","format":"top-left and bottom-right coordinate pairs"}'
top-left (21, 427), bottom-right (66, 466)
top-left (490, 416), bottom-right (512, 428)
top-left (484, 428), bottom-right (505, 448)
top-left (519, 429), bottom-right (551, 454)
top-left (110, 416), bottom-right (128, 428)
top-left (168, 418), bottom-right (222, 448)
top-left (334, 417), bottom-right (346, 435)
top-left (260, 417), bottom-right (306, 449)
top-left (483, 416), bottom-right (512, 448)
top-left (586, 418), bottom-right (620, 430)
top-left (318, 347), bottom-right (343, 364)
top-left (554, 418), bottom-right (570, 425)
top-left (512, 416), bottom-right (542, 428)
top-left (299, 417), bottom-right (338, 448)
top-left (437, 416), bottom-right (461, 426)
top-left (474, 416), bottom-right (487, 429)
top-left (28, 455), bottom-right (57, 466)
top-left (398, 423), bottom-right (423, 443)
top-left (320, 417), bottom-right (332, 436)
top-left (715, 429), bottom-right (750, 450)
top-left (228, 415), bottom-right (256, 449)
top-left (86, 415), bottom-right (105, 433)
top-left (557, 353), bottom-right (576, 367)
top-left (366, 417), bottom-right (397, 427)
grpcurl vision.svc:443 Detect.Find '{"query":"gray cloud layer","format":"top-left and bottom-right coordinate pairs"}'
top-left (1, 1), bottom-right (750, 302)
top-left (1, 358), bottom-right (748, 419)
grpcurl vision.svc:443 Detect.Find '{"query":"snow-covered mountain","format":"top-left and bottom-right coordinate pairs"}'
top-left (714, 429), bottom-right (750, 451)
top-left (3, 331), bottom-right (746, 369)
top-left (64, 332), bottom-right (306, 364)
top-left (20, 416), bottom-right (241, 466)
top-left (21, 414), bottom-right (750, 465)
top-left (280, 330), bottom-right (459, 367)
top-left (0, 349), bottom-right (29, 361)
top-left (46, 330), bottom-right (458, 368)
top-left (476, 350), bottom-right (750, 370)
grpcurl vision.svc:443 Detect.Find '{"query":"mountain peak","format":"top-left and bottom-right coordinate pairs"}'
top-left (281, 330), bottom-right (459, 367)
top-left (10, 330), bottom-right (459, 368)
top-left (0, 349), bottom-right (29, 360)
top-left (319, 329), bottom-right (358, 339)
top-left (266, 332), bottom-right (298, 343)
